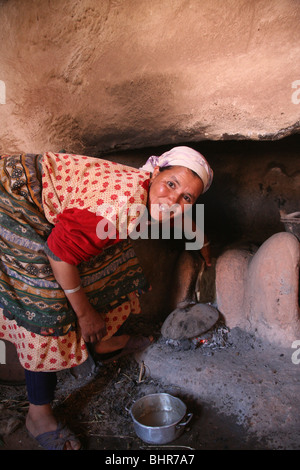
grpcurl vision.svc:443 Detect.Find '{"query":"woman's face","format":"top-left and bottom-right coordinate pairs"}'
top-left (147, 166), bottom-right (204, 221)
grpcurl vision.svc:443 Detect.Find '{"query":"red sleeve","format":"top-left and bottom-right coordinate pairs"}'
top-left (46, 208), bottom-right (120, 265)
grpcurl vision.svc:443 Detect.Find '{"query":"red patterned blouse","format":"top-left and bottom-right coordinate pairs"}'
top-left (41, 152), bottom-right (150, 265)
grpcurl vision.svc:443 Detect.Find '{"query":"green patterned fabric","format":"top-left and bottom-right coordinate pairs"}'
top-left (0, 154), bottom-right (149, 336)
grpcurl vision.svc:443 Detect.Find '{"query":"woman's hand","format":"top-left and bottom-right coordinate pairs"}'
top-left (200, 242), bottom-right (211, 267)
top-left (76, 307), bottom-right (107, 344)
top-left (47, 256), bottom-right (107, 343)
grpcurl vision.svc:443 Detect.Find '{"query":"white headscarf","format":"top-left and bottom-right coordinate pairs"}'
top-left (140, 146), bottom-right (213, 193)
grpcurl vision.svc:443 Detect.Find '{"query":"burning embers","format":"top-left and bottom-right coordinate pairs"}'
top-left (160, 301), bottom-right (231, 353)
top-left (164, 319), bottom-right (230, 354)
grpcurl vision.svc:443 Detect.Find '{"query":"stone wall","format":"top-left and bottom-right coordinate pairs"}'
top-left (0, 0), bottom-right (300, 155)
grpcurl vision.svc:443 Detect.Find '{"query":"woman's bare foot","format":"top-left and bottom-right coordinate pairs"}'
top-left (94, 334), bottom-right (154, 357)
top-left (94, 334), bottom-right (130, 354)
top-left (26, 403), bottom-right (81, 450)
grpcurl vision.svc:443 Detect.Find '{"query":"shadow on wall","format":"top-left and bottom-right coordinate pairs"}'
top-left (192, 135), bottom-right (300, 246)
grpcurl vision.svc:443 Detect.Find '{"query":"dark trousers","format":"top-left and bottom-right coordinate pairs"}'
top-left (25, 369), bottom-right (57, 405)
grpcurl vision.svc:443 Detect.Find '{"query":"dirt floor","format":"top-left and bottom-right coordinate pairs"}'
top-left (0, 313), bottom-right (299, 452)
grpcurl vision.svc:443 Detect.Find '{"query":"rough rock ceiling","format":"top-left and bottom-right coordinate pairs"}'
top-left (0, 0), bottom-right (300, 155)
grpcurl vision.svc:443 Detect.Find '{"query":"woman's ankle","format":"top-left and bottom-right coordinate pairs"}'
top-left (26, 403), bottom-right (57, 437)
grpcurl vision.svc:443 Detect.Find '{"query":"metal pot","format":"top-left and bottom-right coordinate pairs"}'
top-left (130, 393), bottom-right (193, 444)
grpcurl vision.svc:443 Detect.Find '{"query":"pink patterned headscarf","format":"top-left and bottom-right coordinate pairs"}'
top-left (140, 146), bottom-right (213, 193)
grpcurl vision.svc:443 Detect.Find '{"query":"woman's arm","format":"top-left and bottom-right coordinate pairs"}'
top-left (48, 256), bottom-right (107, 343)
top-left (200, 233), bottom-right (211, 267)
top-left (177, 213), bottom-right (211, 266)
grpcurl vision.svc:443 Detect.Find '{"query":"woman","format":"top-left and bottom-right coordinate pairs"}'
top-left (0, 146), bottom-right (213, 449)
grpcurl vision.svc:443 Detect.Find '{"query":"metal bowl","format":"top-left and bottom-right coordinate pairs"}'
top-left (130, 393), bottom-right (192, 444)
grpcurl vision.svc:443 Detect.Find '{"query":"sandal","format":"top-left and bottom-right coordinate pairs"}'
top-left (95, 335), bottom-right (153, 364)
top-left (28, 421), bottom-right (82, 450)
